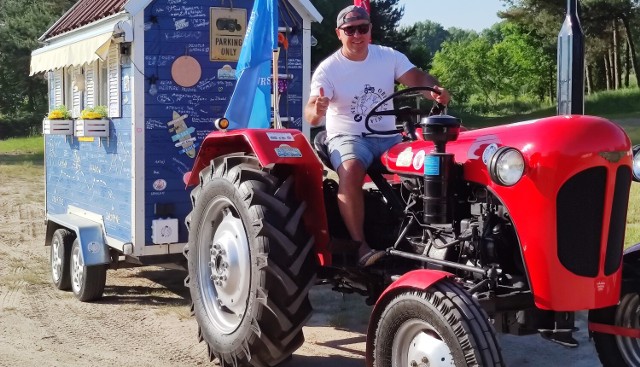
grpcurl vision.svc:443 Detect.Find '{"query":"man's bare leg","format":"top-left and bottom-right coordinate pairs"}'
top-left (336, 159), bottom-right (374, 259)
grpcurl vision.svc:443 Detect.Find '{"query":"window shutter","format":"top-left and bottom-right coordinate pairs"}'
top-left (71, 66), bottom-right (83, 118)
top-left (107, 43), bottom-right (121, 118)
top-left (85, 63), bottom-right (96, 108)
top-left (52, 69), bottom-right (64, 109)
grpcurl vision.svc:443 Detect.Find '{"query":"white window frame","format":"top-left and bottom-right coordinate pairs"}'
top-left (47, 45), bottom-right (121, 118)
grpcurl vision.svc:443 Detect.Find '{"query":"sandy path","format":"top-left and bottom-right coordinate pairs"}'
top-left (0, 161), bottom-right (601, 366)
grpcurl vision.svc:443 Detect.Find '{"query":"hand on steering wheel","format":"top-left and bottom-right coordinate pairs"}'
top-left (363, 86), bottom-right (447, 137)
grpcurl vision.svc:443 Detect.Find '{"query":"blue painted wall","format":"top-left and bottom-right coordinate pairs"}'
top-left (45, 62), bottom-right (133, 243)
top-left (143, 0), bottom-right (305, 245)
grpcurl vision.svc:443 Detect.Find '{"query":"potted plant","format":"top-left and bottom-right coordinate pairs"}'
top-left (43, 105), bottom-right (73, 135)
top-left (80, 105), bottom-right (108, 120)
top-left (75, 106), bottom-right (110, 137)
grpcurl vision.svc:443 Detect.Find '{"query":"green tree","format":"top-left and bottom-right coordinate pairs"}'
top-left (0, 0), bottom-right (76, 117)
top-left (309, 0), bottom-right (408, 68)
top-left (500, 0), bottom-right (640, 91)
top-left (403, 20), bottom-right (449, 69)
top-left (431, 22), bottom-right (553, 112)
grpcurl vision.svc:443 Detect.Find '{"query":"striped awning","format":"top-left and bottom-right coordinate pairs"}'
top-left (30, 31), bottom-right (112, 75)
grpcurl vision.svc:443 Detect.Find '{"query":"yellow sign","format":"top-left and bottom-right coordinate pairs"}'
top-left (77, 137), bottom-right (95, 142)
top-left (210, 7), bottom-right (247, 62)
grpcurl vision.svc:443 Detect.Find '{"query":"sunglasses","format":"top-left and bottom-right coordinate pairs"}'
top-left (340, 24), bottom-right (370, 36)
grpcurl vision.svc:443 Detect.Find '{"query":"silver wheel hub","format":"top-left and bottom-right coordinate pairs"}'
top-left (615, 293), bottom-right (640, 364)
top-left (70, 245), bottom-right (84, 293)
top-left (199, 203), bottom-right (251, 334)
top-left (392, 319), bottom-right (454, 367)
top-left (51, 239), bottom-right (63, 281)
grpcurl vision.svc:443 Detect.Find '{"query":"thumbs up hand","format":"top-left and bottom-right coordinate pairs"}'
top-left (314, 87), bottom-right (330, 117)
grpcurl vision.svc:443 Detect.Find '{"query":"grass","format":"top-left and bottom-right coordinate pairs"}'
top-left (459, 87), bottom-right (640, 134)
top-left (626, 184), bottom-right (640, 248)
top-left (0, 136), bottom-right (43, 154)
top-left (0, 135), bottom-right (44, 166)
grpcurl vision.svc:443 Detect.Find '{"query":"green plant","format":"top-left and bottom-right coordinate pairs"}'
top-left (47, 105), bottom-right (71, 120)
top-left (80, 105), bottom-right (108, 119)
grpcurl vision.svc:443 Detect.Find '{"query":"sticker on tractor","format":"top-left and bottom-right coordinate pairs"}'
top-left (267, 132), bottom-right (294, 142)
top-left (468, 135), bottom-right (500, 160)
top-left (413, 150), bottom-right (426, 170)
top-left (424, 155), bottom-right (440, 176)
top-left (396, 147), bottom-right (413, 167)
top-left (482, 143), bottom-right (499, 165)
top-left (275, 144), bottom-right (302, 158)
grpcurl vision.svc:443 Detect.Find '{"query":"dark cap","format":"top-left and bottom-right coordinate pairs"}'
top-left (336, 5), bottom-right (370, 28)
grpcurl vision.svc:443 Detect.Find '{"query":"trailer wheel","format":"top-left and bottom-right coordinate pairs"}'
top-left (590, 290), bottom-right (640, 366)
top-left (50, 228), bottom-right (74, 290)
top-left (185, 155), bottom-right (317, 366)
top-left (371, 279), bottom-right (504, 367)
top-left (70, 239), bottom-right (107, 302)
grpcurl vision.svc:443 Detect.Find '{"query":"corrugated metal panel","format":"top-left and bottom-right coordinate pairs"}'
top-left (45, 0), bottom-right (127, 39)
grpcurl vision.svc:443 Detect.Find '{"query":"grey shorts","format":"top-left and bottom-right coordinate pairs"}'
top-left (327, 134), bottom-right (402, 170)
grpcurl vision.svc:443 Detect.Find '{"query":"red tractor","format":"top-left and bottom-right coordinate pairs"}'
top-left (181, 83), bottom-right (640, 366)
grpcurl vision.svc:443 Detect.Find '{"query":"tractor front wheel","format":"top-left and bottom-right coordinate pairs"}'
top-left (590, 290), bottom-right (640, 366)
top-left (371, 279), bottom-right (503, 367)
top-left (185, 155), bottom-right (317, 366)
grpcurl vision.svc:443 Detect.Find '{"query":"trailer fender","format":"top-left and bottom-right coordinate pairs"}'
top-left (46, 213), bottom-right (110, 266)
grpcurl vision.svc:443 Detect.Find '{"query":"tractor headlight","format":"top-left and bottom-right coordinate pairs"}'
top-left (633, 145), bottom-right (640, 181)
top-left (488, 147), bottom-right (525, 186)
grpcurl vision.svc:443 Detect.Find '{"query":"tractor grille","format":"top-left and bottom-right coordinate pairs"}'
top-left (604, 166), bottom-right (631, 275)
top-left (556, 167), bottom-right (606, 277)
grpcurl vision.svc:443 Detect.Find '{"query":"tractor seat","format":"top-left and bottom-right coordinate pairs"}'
top-left (313, 130), bottom-right (390, 174)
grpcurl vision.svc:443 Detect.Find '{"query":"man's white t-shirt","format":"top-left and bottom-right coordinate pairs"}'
top-left (310, 44), bottom-right (415, 138)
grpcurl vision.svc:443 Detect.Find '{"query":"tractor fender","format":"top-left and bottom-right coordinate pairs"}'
top-left (186, 128), bottom-right (331, 266)
top-left (46, 213), bottom-right (110, 266)
top-left (365, 269), bottom-right (452, 367)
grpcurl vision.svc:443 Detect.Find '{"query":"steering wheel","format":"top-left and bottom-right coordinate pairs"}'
top-left (363, 86), bottom-right (446, 137)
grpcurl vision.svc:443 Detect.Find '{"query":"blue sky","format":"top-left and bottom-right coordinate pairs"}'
top-left (397, 0), bottom-right (506, 31)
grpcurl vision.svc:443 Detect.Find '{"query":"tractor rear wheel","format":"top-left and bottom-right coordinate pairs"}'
top-left (590, 290), bottom-right (640, 366)
top-left (371, 279), bottom-right (503, 367)
top-left (185, 154), bottom-right (317, 366)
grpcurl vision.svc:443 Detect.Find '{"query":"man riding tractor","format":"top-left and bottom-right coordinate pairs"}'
top-left (182, 2), bottom-right (637, 367)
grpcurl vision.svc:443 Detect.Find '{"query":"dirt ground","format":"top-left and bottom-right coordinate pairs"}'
top-left (0, 160), bottom-right (602, 367)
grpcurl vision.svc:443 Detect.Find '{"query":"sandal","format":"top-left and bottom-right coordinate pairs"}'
top-left (358, 249), bottom-right (386, 268)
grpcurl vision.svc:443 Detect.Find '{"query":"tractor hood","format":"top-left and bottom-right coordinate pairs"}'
top-left (383, 114), bottom-right (633, 310)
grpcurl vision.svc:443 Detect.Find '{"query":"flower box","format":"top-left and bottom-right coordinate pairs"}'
top-left (43, 119), bottom-right (73, 135)
top-left (75, 119), bottom-right (110, 137)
